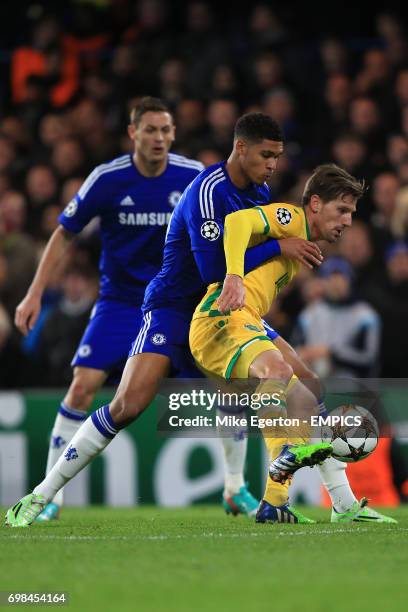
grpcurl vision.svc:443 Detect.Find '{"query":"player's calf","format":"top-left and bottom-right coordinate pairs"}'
top-left (109, 353), bottom-right (170, 427)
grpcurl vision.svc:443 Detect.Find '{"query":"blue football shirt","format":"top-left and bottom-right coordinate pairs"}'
top-left (143, 161), bottom-right (272, 313)
top-left (58, 153), bottom-right (203, 305)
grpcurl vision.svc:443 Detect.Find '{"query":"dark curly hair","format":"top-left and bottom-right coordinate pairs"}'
top-left (234, 112), bottom-right (283, 144)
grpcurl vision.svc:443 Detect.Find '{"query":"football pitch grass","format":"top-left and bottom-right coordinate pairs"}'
top-left (1, 506), bottom-right (407, 612)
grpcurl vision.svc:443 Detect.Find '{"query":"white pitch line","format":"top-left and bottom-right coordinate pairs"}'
top-left (1, 527), bottom-right (397, 543)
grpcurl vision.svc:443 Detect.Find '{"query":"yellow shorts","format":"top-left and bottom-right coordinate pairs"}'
top-left (189, 312), bottom-right (279, 380)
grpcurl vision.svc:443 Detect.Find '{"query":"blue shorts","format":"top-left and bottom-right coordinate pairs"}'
top-left (129, 308), bottom-right (279, 377)
top-left (129, 308), bottom-right (200, 376)
top-left (71, 297), bottom-right (143, 374)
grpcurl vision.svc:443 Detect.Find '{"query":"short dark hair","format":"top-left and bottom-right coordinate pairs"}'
top-left (130, 96), bottom-right (171, 126)
top-left (234, 112), bottom-right (283, 144)
top-left (302, 163), bottom-right (366, 206)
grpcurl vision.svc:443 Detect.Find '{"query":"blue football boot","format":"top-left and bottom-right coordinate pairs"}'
top-left (256, 499), bottom-right (315, 524)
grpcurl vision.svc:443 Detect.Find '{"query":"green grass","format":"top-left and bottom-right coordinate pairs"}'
top-left (0, 506), bottom-right (407, 612)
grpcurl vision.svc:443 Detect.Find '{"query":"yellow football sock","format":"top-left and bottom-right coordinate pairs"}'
top-left (264, 476), bottom-right (290, 506)
top-left (254, 378), bottom-right (290, 506)
top-left (263, 435), bottom-right (290, 505)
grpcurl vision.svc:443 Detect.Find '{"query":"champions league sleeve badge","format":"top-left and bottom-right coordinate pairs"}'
top-left (276, 207), bottom-right (292, 225)
top-left (200, 220), bottom-right (220, 241)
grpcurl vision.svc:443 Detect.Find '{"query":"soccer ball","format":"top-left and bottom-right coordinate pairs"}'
top-left (321, 404), bottom-right (379, 463)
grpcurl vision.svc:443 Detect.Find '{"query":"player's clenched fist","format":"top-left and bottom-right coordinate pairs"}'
top-left (217, 274), bottom-right (245, 313)
top-left (15, 293), bottom-right (41, 336)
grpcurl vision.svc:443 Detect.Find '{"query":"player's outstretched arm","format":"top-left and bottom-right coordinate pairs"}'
top-left (15, 226), bottom-right (75, 335)
top-left (224, 208), bottom-right (267, 277)
top-left (217, 208), bottom-right (265, 313)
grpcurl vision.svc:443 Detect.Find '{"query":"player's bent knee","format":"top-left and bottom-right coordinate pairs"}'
top-left (275, 361), bottom-right (293, 382)
top-left (253, 357), bottom-right (293, 382)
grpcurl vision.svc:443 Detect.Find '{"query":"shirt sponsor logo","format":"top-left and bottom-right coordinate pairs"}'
top-left (201, 220), bottom-right (220, 241)
top-left (118, 212), bottom-right (173, 226)
top-left (276, 207), bottom-right (292, 225)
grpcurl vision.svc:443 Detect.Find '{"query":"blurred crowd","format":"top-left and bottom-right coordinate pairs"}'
top-left (1, 0), bottom-right (408, 387)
